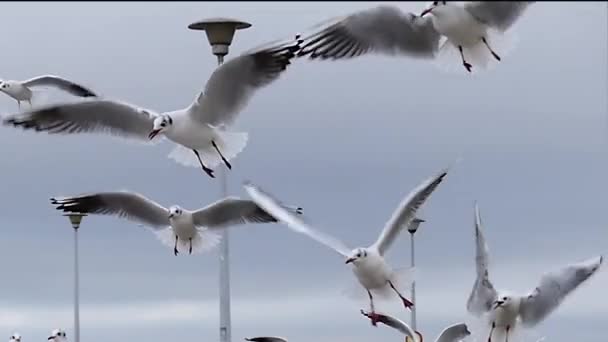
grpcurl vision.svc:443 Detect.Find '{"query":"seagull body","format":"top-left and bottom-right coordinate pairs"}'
top-left (468, 203), bottom-right (604, 342)
top-left (9, 333), bottom-right (21, 342)
top-left (51, 191), bottom-right (302, 256)
top-left (3, 36), bottom-right (303, 178)
top-left (244, 167), bottom-right (449, 325)
top-left (0, 75), bottom-right (96, 108)
top-left (297, 2), bottom-right (533, 73)
top-left (47, 329), bottom-right (66, 342)
top-left (360, 310), bottom-right (471, 342)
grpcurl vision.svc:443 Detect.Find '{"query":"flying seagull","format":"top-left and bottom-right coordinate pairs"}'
top-left (3, 35), bottom-right (303, 178)
top-left (51, 190), bottom-right (303, 256)
top-left (0, 75), bottom-right (96, 108)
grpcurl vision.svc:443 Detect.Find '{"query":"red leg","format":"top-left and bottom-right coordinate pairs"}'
top-left (366, 290), bottom-right (379, 327)
top-left (388, 281), bottom-right (414, 310)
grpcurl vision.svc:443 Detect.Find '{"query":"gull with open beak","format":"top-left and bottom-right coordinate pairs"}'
top-left (47, 330), bottom-right (67, 342)
top-left (244, 166), bottom-right (450, 326)
top-left (467, 203), bottom-right (604, 342)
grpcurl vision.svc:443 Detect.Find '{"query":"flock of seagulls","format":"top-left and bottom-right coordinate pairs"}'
top-left (1, 2), bottom-right (604, 342)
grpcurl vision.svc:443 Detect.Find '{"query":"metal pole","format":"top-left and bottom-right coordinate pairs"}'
top-left (410, 232), bottom-right (416, 331)
top-left (73, 227), bottom-right (80, 342)
top-left (217, 53), bottom-right (231, 342)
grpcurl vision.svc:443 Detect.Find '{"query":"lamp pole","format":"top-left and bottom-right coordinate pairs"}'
top-left (407, 218), bottom-right (425, 332)
top-left (64, 213), bottom-right (86, 342)
top-left (188, 18), bottom-right (252, 342)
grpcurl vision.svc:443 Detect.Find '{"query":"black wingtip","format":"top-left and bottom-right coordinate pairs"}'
top-left (70, 85), bottom-right (97, 98)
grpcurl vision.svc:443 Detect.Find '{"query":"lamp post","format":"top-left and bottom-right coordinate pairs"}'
top-left (407, 217), bottom-right (425, 332)
top-left (188, 18), bottom-right (252, 342)
top-left (64, 213), bottom-right (86, 342)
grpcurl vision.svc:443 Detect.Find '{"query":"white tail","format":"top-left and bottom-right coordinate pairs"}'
top-left (152, 227), bottom-right (222, 255)
top-left (168, 128), bottom-right (249, 169)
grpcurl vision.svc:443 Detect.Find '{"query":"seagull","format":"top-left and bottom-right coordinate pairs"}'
top-left (51, 190), bottom-right (303, 256)
top-left (47, 330), bottom-right (67, 342)
top-left (296, 2), bottom-right (533, 73)
top-left (243, 167), bottom-right (449, 326)
top-left (9, 333), bottom-right (21, 342)
top-left (245, 337), bottom-right (288, 342)
top-left (0, 75), bottom-right (96, 108)
top-left (360, 310), bottom-right (471, 342)
top-left (419, 1), bottom-right (534, 72)
top-left (3, 36), bottom-right (303, 178)
top-left (467, 203), bottom-right (604, 342)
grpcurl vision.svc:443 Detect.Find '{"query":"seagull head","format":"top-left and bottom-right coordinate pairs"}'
top-left (47, 329), bottom-right (66, 342)
top-left (9, 333), bottom-right (21, 342)
top-left (345, 248), bottom-right (368, 264)
top-left (149, 114), bottom-right (173, 140)
top-left (168, 205), bottom-right (183, 219)
top-left (492, 294), bottom-right (519, 311)
top-left (420, 1), bottom-right (447, 17)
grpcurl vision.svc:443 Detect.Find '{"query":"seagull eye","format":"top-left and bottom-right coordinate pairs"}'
top-left (433, 1), bottom-right (438, 5)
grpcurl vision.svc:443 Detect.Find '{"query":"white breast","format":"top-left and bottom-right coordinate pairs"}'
top-left (432, 6), bottom-right (487, 46)
top-left (2, 81), bottom-right (31, 100)
top-left (353, 255), bottom-right (391, 290)
top-left (166, 113), bottom-right (217, 149)
top-left (169, 214), bottom-right (197, 240)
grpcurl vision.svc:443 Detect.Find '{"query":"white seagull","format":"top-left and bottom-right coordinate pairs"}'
top-left (47, 330), bottom-right (67, 342)
top-left (51, 190), bottom-right (302, 256)
top-left (297, 2), bottom-right (534, 73)
top-left (467, 203), bottom-right (604, 342)
top-left (0, 75), bottom-right (96, 108)
top-left (9, 333), bottom-right (21, 342)
top-left (360, 310), bottom-right (471, 342)
top-left (3, 36), bottom-right (303, 178)
top-left (243, 167), bottom-right (449, 326)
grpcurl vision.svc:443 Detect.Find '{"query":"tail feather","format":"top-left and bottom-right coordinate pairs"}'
top-left (152, 227), bottom-right (222, 255)
top-left (168, 128), bottom-right (249, 169)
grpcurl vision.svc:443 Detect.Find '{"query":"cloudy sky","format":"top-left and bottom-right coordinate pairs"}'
top-left (0, 2), bottom-right (606, 342)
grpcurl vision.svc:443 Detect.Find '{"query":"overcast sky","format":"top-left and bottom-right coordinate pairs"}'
top-left (0, 2), bottom-right (606, 342)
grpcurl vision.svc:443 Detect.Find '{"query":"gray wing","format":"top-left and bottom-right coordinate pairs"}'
top-left (297, 5), bottom-right (441, 61)
top-left (245, 337), bottom-right (287, 342)
top-left (51, 191), bottom-right (169, 229)
top-left (2, 100), bottom-right (157, 141)
top-left (372, 168), bottom-right (448, 255)
top-left (189, 36), bottom-right (303, 127)
top-left (192, 196), bottom-right (303, 229)
top-left (244, 182), bottom-right (352, 257)
top-left (466, 203), bottom-right (498, 316)
top-left (519, 255), bottom-right (603, 327)
top-left (465, 2), bottom-right (535, 32)
top-left (360, 310), bottom-right (417, 340)
top-left (21, 75), bottom-right (97, 98)
top-left (434, 323), bottom-right (471, 342)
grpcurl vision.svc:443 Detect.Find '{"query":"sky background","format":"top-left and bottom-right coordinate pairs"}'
top-left (0, 2), bottom-right (606, 342)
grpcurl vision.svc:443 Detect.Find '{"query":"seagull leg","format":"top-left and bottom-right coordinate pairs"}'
top-left (487, 322), bottom-right (496, 342)
top-left (458, 45), bottom-right (473, 73)
top-left (174, 235), bottom-right (179, 256)
top-left (212, 140), bottom-right (232, 170)
top-left (17, 100), bottom-right (21, 109)
top-left (481, 37), bottom-right (501, 61)
top-left (388, 280), bottom-right (414, 310)
top-left (189, 237), bottom-right (193, 255)
top-left (192, 149), bottom-right (215, 178)
top-left (505, 325), bottom-right (510, 342)
top-left (366, 290), bottom-right (379, 327)
top-left (27, 99), bottom-right (32, 107)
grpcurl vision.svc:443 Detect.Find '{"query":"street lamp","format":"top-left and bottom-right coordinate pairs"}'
top-left (188, 17), bottom-right (252, 342)
top-left (407, 217), bottom-right (425, 332)
top-left (63, 213), bottom-right (87, 342)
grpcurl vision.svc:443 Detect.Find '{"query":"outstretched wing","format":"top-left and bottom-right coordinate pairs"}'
top-left (22, 75), bottom-right (97, 98)
top-left (297, 5), bottom-right (441, 60)
top-left (371, 168), bottom-right (448, 255)
top-left (243, 182), bottom-right (351, 257)
top-left (3, 100), bottom-right (158, 141)
top-left (466, 203), bottom-right (498, 316)
top-left (465, 1), bottom-right (535, 32)
top-left (192, 196), bottom-right (302, 229)
top-left (189, 36), bottom-right (303, 127)
top-left (519, 255), bottom-right (603, 327)
top-left (435, 323), bottom-right (471, 342)
top-left (51, 191), bottom-right (169, 229)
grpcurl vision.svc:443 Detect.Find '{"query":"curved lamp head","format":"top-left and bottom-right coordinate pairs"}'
top-left (188, 17), bottom-right (252, 56)
top-left (64, 213), bottom-right (87, 230)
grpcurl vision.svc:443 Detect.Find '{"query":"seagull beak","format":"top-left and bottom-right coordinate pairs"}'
top-left (168, 213), bottom-right (174, 219)
top-left (345, 257), bottom-right (355, 264)
top-left (493, 300), bottom-right (504, 309)
top-left (48, 337), bottom-right (54, 341)
top-left (420, 7), bottom-right (433, 17)
top-left (148, 129), bottom-right (161, 140)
